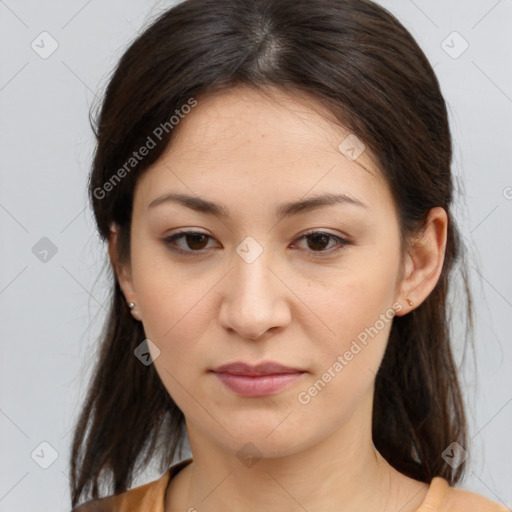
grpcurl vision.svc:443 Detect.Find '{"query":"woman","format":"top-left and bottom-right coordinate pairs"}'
top-left (69, 0), bottom-right (509, 510)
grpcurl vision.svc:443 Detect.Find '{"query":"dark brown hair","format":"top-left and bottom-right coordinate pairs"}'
top-left (70, 0), bottom-right (474, 507)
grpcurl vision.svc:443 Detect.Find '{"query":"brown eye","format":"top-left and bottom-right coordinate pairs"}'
top-left (294, 231), bottom-right (349, 256)
top-left (163, 231), bottom-right (214, 253)
top-left (182, 233), bottom-right (210, 250)
top-left (305, 233), bottom-right (332, 251)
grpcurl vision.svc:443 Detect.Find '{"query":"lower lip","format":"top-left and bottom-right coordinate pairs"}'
top-left (212, 372), bottom-right (305, 397)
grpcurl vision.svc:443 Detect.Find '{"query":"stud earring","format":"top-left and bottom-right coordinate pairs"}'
top-left (406, 298), bottom-right (414, 307)
top-left (128, 302), bottom-right (135, 309)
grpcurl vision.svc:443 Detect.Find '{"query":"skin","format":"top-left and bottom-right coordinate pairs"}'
top-left (110, 85), bottom-right (448, 512)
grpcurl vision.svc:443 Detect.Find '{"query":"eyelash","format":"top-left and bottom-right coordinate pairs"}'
top-left (161, 230), bottom-right (351, 258)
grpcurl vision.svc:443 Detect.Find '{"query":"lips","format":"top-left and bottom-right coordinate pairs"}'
top-left (211, 361), bottom-right (304, 376)
top-left (210, 361), bottom-right (306, 397)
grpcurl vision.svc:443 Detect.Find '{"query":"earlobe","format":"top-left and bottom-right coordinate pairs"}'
top-left (395, 207), bottom-right (448, 316)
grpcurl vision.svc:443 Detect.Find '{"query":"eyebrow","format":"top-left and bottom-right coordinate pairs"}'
top-left (148, 192), bottom-right (367, 218)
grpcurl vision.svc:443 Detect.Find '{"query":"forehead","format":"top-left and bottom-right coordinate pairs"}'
top-left (134, 85), bottom-right (394, 217)
top-left (168, 85), bottom-right (375, 167)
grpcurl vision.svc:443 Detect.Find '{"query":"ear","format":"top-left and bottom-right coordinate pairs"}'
top-left (108, 224), bottom-right (142, 321)
top-left (394, 207), bottom-right (448, 316)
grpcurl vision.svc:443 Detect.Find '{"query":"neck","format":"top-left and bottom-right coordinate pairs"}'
top-left (174, 390), bottom-right (427, 512)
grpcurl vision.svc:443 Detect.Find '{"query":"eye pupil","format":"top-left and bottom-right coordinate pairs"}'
top-left (187, 233), bottom-right (208, 250)
top-left (307, 234), bottom-right (330, 251)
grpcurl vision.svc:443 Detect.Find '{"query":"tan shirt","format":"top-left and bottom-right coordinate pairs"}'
top-left (73, 457), bottom-right (510, 512)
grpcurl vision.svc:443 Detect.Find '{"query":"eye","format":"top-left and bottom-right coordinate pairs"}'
top-left (293, 230), bottom-right (350, 257)
top-left (162, 231), bottom-right (215, 254)
top-left (162, 230), bottom-right (350, 257)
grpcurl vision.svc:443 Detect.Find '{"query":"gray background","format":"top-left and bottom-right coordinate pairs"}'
top-left (0, 0), bottom-right (511, 510)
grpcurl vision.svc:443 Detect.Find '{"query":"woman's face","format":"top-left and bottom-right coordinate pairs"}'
top-left (124, 86), bottom-right (407, 458)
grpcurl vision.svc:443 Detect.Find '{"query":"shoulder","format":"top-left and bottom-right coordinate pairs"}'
top-left (71, 494), bottom-right (117, 512)
top-left (70, 470), bottom-right (171, 512)
top-left (416, 476), bottom-right (511, 512)
top-left (441, 485), bottom-right (510, 512)
top-left (70, 458), bottom-right (193, 512)
top-left (422, 477), bottom-right (510, 512)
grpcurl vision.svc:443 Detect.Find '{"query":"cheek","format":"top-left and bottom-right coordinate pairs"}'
top-left (131, 255), bottom-right (211, 406)
top-left (292, 278), bottom-right (397, 431)
top-left (310, 245), bottom-right (400, 376)
top-left (131, 239), bottom-right (199, 334)
top-left (135, 279), bottom-right (210, 356)
top-left (315, 285), bottom-right (394, 379)
top-left (130, 247), bottom-right (222, 390)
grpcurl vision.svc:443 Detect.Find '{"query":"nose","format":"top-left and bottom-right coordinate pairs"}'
top-left (218, 250), bottom-right (291, 341)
